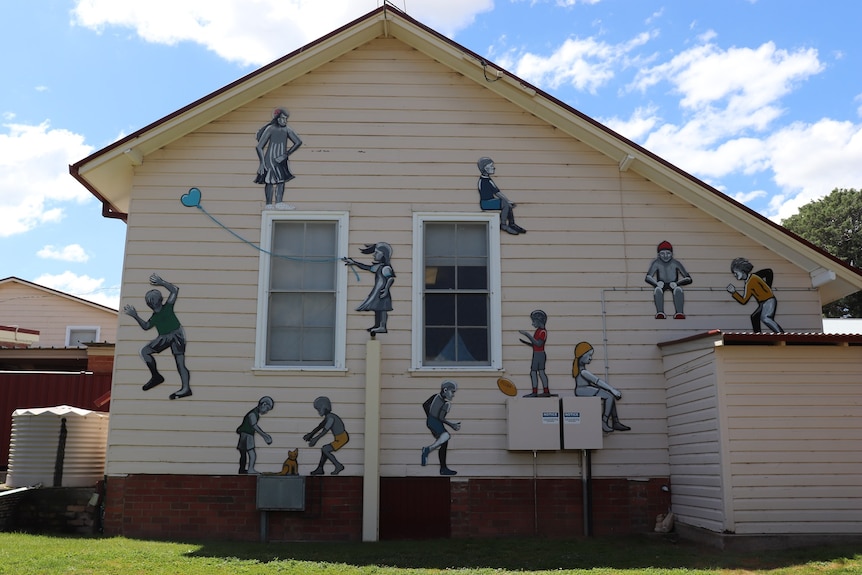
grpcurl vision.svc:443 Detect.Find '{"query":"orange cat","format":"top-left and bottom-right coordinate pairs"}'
top-left (277, 448), bottom-right (299, 476)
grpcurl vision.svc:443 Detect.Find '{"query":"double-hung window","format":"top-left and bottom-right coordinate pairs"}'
top-left (412, 213), bottom-right (501, 370)
top-left (255, 212), bottom-right (348, 369)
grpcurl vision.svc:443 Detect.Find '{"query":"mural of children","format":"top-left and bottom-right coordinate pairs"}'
top-left (727, 257), bottom-right (784, 333)
top-left (254, 107), bottom-right (302, 210)
top-left (236, 396), bottom-right (274, 474)
top-left (343, 242), bottom-right (395, 335)
top-left (421, 380), bottom-right (460, 476)
top-left (519, 309), bottom-right (552, 397)
top-left (644, 240), bottom-right (692, 319)
top-left (303, 396), bottom-right (349, 476)
top-left (572, 342), bottom-right (630, 433)
top-left (123, 273), bottom-right (192, 400)
top-left (476, 157), bottom-right (526, 235)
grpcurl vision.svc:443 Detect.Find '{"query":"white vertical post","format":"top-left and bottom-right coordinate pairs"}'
top-left (362, 338), bottom-right (381, 541)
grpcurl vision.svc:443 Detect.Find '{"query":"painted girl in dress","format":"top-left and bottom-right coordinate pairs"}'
top-left (254, 107), bottom-right (302, 210)
top-left (343, 242), bottom-right (395, 334)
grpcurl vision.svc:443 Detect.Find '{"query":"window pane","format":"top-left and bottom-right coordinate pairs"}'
top-left (303, 327), bottom-right (334, 362)
top-left (457, 262), bottom-right (487, 290)
top-left (457, 293), bottom-right (488, 327)
top-left (269, 328), bottom-right (300, 362)
top-left (425, 293), bottom-right (456, 326)
top-left (459, 327), bottom-right (489, 362)
top-left (425, 223), bottom-right (456, 258)
top-left (456, 224), bottom-right (488, 257)
top-left (425, 327), bottom-right (455, 363)
top-left (269, 292), bottom-right (302, 326)
top-left (425, 265), bottom-right (455, 290)
top-left (271, 222), bottom-right (305, 290)
top-left (304, 293), bottom-right (336, 327)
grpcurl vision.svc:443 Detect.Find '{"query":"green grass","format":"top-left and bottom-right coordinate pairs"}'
top-left (0, 533), bottom-right (860, 575)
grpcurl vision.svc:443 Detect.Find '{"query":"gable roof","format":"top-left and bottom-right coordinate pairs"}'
top-left (69, 4), bottom-right (862, 304)
top-left (0, 277), bottom-right (118, 314)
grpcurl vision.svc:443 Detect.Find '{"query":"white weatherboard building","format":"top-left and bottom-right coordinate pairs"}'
top-left (71, 5), bottom-right (862, 545)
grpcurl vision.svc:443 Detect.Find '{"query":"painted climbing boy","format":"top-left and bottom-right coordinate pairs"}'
top-left (255, 107), bottom-right (302, 210)
top-left (343, 242), bottom-right (395, 335)
top-left (727, 257), bottom-right (784, 333)
top-left (476, 157), bottom-right (526, 235)
top-left (236, 396), bottom-right (274, 474)
top-left (572, 342), bottom-right (630, 433)
top-left (303, 396), bottom-right (349, 475)
top-left (519, 309), bottom-right (553, 397)
top-left (421, 380), bottom-right (460, 476)
top-left (644, 240), bottom-right (692, 319)
top-left (123, 273), bottom-right (192, 400)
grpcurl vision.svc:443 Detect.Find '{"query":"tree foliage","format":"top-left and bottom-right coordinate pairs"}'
top-left (782, 188), bottom-right (862, 317)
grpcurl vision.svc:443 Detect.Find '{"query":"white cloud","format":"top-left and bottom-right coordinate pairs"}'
top-left (645, 9), bottom-right (664, 25)
top-left (504, 31), bottom-right (655, 93)
top-left (0, 121), bottom-right (94, 237)
top-left (730, 189), bottom-right (767, 205)
top-left (765, 119), bottom-right (862, 220)
top-left (518, 25), bottom-right (857, 223)
top-left (72, 0), bottom-right (494, 67)
top-left (626, 41), bottom-right (823, 176)
top-left (37, 244), bottom-right (90, 263)
top-left (34, 271), bottom-right (119, 310)
top-left (602, 105), bottom-right (660, 141)
top-left (631, 42), bottom-right (822, 117)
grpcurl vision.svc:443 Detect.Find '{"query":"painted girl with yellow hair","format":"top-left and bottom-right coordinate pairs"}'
top-left (572, 342), bottom-right (630, 433)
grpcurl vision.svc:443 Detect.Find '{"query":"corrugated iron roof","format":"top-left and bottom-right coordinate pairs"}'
top-left (659, 329), bottom-right (862, 348)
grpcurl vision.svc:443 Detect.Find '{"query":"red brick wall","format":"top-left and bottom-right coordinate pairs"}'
top-left (103, 474), bottom-right (363, 542)
top-left (451, 478), bottom-right (669, 538)
top-left (104, 474), bottom-right (669, 541)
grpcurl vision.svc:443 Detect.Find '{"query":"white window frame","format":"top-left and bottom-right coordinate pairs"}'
top-left (411, 212), bottom-right (502, 371)
top-left (66, 326), bottom-right (101, 346)
top-left (254, 211), bottom-right (349, 371)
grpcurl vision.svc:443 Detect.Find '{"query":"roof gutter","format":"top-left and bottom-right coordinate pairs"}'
top-left (68, 162), bottom-right (128, 222)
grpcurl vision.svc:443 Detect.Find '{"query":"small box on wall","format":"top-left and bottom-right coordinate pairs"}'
top-left (505, 396), bottom-right (561, 451)
top-left (561, 396), bottom-right (603, 450)
top-left (256, 475), bottom-right (306, 511)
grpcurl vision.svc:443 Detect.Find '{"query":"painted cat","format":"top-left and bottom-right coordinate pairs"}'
top-left (277, 448), bottom-right (299, 476)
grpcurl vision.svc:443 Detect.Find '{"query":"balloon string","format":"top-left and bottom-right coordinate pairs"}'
top-left (193, 204), bottom-right (360, 281)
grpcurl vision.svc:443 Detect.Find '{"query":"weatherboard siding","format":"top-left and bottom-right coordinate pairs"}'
top-left (661, 340), bottom-right (727, 533)
top-left (107, 38), bottom-right (825, 481)
top-left (717, 345), bottom-right (862, 534)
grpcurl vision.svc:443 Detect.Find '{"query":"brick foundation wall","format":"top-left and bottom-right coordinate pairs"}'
top-left (104, 474), bottom-right (363, 542)
top-left (104, 474), bottom-right (669, 541)
top-left (450, 477), bottom-right (670, 538)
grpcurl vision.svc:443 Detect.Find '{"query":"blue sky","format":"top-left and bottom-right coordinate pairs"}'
top-left (2, 0), bottom-right (861, 310)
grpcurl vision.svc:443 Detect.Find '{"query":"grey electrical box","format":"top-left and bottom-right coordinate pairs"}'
top-left (561, 396), bottom-right (603, 450)
top-left (256, 475), bottom-right (305, 511)
top-left (506, 396), bottom-right (561, 451)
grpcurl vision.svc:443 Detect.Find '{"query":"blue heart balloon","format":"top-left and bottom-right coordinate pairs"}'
top-left (181, 187), bottom-right (202, 207)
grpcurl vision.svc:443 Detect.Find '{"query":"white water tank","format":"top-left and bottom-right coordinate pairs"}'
top-left (6, 405), bottom-right (109, 488)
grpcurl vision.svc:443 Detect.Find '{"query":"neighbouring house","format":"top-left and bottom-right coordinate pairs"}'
top-left (0, 277), bottom-right (117, 473)
top-left (0, 277), bottom-right (118, 352)
top-left (69, 6), bottom-right (862, 545)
